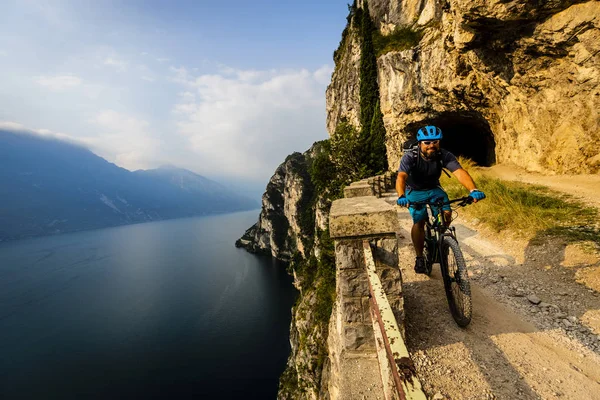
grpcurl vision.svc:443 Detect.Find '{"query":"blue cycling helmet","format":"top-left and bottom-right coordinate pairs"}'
top-left (416, 125), bottom-right (443, 141)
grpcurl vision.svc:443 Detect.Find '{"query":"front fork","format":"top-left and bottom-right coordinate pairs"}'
top-left (427, 225), bottom-right (458, 265)
top-left (424, 225), bottom-right (439, 264)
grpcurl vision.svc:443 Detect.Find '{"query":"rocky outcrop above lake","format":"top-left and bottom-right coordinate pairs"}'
top-left (235, 150), bottom-right (317, 260)
top-left (236, 144), bottom-right (334, 399)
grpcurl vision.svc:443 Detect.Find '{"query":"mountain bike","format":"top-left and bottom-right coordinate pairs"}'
top-left (410, 196), bottom-right (475, 327)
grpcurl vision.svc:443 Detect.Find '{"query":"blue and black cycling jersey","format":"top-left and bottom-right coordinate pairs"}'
top-left (398, 148), bottom-right (462, 190)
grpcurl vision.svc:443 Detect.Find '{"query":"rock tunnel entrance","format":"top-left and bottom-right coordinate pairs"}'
top-left (410, 112), bottom-right (496, 167)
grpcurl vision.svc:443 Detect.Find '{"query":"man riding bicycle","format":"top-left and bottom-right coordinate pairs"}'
top-left (396, 125), bottom-right (485, 274)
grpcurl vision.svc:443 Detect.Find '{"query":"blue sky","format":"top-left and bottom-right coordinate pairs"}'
top-left (0, 0), bottom-right (349, 196)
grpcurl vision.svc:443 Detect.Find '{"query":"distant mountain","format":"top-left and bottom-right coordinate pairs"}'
top-left (0, 129), bottom-right (258, 241)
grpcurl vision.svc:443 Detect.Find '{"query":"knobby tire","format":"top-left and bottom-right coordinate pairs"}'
top-left (441, 235), bottom-right (472, 327)
top-left (423, 229), bottom-right (434, 276)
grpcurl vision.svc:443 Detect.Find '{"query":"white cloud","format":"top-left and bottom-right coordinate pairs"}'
top-left (314, 65), bottom-right (334, 85)
top-left (170, 65), bottom-right (331, 179)
top-left (34, 72), bottom-right (108, 99)
top-left (1, 117), bottom-right (161, 173)
top-left (168, 66), bottom-right (191, 84)
top-left (0, 121), bottom-right (26, 131)
top-left (104, 56), bottom-right (128, 71)
top-left (35, 74), bottom-right (82, 90)
top-left (89, 110), bottom-right (160, 171)
top-left (138, 52), bottom-right (168, 63)
top-left (24, 1), bottom-right (66, 27)
top-left (218, 66), bottom-right (267, 82)
top-left (81, 82), bottom-right (108, 100)
top-left (0, 120), bottom-right (91, 147)
top-left (137, 64), bottom-right (156, 82)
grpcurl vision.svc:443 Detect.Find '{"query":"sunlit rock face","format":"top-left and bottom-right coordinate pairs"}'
top-left (327, 0), bottom-right (600, 174)
top-left (326, 32), bottom-right (362, 137)
top-left (236, 151), bottom-right (312, 260)
top-left (241, 2), bottom-right (600, 398)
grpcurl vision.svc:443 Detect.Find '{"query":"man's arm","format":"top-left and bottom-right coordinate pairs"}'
top-left (452, 168), bottom-right (486, 202)
top-left (452, 168), bottom-right (476, 191)
top-left (396, 171), bottom-right (408, 197)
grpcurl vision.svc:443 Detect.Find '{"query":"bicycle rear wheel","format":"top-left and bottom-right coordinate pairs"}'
top-left (440, 235), bottom-right (472, 327)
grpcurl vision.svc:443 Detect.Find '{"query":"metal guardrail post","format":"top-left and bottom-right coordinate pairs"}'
top-left (376, 176), bottom-right (383, 197)
top-left (384, 172), bottom-right (392, 190)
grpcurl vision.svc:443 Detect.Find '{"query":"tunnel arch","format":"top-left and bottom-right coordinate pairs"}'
top-left (406, 112), bottom-right (496, 167)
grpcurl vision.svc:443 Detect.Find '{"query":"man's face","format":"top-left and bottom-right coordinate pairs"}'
top-left (419, 140), bottom-right (440, 159)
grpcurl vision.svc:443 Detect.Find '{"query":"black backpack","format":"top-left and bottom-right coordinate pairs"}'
top-left (402, 138), bottom-right (451, 178)
top-left (402, 137), bottom-right (419, 152)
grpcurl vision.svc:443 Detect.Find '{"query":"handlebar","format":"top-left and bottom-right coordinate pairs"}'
top-left (409, 196), bottom-right (474, 208)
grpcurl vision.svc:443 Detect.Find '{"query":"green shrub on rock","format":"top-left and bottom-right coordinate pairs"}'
top-left (372, 26), bottom-right (423, 57)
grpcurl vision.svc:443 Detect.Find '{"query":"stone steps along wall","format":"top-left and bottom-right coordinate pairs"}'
top-left (344, 171), bottom-right (397, 199)
top-left (328, 180), bottom-right (426, 400)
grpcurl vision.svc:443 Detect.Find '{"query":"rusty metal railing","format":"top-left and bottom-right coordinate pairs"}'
top-left (363, 241), bottom-right (427, 400)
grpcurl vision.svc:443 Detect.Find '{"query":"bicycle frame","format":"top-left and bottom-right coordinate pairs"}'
top-left (410, 195), bottom-right (475, 326)
top-left (412, 196), bottom-right (473, 268)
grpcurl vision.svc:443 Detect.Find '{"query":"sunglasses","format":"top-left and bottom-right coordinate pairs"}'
top-left (421, 140), bottom-right (440, 146)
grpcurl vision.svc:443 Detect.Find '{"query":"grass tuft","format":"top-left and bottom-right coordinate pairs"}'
top-left (440, 157), bottom-right (600, 246)
top-left (372, 26), bottom-right (423, 57)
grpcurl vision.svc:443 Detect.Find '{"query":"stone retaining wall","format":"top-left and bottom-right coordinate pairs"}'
top-left (327, 176), bottom-right (426, 400)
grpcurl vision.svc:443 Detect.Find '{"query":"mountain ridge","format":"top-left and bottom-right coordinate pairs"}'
top-left (0, 129), bottom-right (258, 241)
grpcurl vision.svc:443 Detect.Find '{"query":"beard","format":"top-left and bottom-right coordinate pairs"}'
top-left (421, 147), bottom-right (440, 160)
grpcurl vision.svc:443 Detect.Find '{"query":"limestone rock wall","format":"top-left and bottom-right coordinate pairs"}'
top-left (237, 144), bottom-right (333, 399)
top-left (327, 0), bottom-right (600, 174)
top-left (326, 25), bottom-right (362, 136)
top-left (236, 151), bottom-right (313, 260)
top-left (279, 283), bottom-right (331, 400)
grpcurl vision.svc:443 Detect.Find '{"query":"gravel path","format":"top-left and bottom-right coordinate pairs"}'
top-left (395, 207), bottom-right (600, 400)
top-left (378, 167), bottom-right (600, 399)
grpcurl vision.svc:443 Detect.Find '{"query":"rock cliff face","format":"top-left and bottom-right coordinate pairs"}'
top-left (237, 151), bottom-right (315, 260)
top-left (327, 0), bottom-right (600, 174)
top-left (326, 30), bottom-right (362, 137)
top-left (237, 144), bottom-right (331, 399)
top-left (241, 2), bottom-right (600, 398)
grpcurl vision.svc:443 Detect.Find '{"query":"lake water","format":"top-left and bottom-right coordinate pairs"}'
top-left (0, 211), bottom-right (297, 399)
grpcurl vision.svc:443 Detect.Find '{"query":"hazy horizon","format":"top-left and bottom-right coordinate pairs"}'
top-left (0, 0), bottom-right (349, 197)
top-left (1, 126), bottom-right (269, 200)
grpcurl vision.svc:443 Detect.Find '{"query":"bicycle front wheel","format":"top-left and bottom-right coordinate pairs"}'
top-left (441, 235), bottom-right (472, 327)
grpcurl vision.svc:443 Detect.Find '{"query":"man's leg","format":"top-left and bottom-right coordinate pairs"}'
top-left (443, 210), bottom-right (452, 226)
top-left (430, 186), bottom-right (452, 226)
top-left (405, 189), bottom-right (429, 274)
top-left (411, 220), bottom-right (426, 257)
